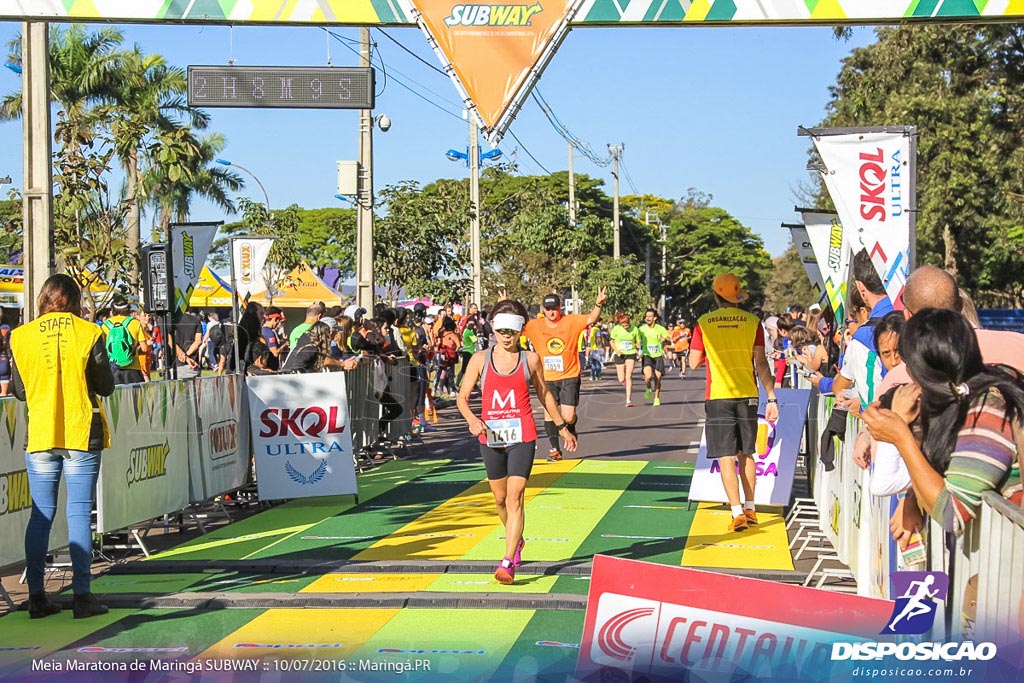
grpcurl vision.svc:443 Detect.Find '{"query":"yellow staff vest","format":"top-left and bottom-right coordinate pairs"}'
top-left (11, 313), bottom-right (111, 452)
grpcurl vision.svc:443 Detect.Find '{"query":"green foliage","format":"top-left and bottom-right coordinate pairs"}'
top-left (662, 204), bottom-right (773, 318)
top-left (0, 198), bottom-right (22, 264)
top-left (577, 256), bottom-right (649, 319)
top-left (763, 245), bottom-right (820, 315)
top-left (820, 25), bottom-right (1024, 306)
top-left (375, 179), bottom-right (471, 302)
top-left (51, 117), bottom-right (136, 313)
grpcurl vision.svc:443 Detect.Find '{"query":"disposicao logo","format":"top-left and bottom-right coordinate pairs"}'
top-left (444, 3), bottom-right (543, 27)
top-left (883, 571), bottom-right (948, 635)
top-left (831, 571), bottom-right (998, 663)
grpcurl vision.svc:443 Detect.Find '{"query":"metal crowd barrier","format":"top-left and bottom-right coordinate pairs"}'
top-left (802, 390), bottom-right (1024, 644)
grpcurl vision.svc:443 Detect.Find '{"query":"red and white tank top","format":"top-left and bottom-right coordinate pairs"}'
top-left (478, 347), bottom-right (537, 446)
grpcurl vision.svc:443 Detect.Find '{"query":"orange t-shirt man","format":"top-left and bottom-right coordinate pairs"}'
top-left (524, 312), bottom-right (590, 382)
top-left (671, 324), bottom-right (691, 353)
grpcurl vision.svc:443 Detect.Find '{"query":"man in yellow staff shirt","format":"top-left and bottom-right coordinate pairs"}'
top-left (523, 288), bottom-right (607, 461)
top-left (689, 274), bottom-right (778, 533)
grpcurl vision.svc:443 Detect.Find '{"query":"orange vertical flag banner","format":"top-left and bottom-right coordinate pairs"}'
top-left (413, 0), bottom-right (580, 137)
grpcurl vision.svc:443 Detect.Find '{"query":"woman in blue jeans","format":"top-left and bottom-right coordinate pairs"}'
top-left (11, 274), bottom-right (114, 619)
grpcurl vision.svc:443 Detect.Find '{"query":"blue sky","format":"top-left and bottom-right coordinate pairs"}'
top-left (0, 22), bottom-right (875, 258)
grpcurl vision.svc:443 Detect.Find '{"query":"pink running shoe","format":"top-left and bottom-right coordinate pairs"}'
top-left (512, 537), bottom-right (526, 566)
top-left (495, 558), bottom-right (515, 585)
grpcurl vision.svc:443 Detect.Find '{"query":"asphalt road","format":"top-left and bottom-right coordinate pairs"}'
top-left (421, 362), bottom-right (708, 464)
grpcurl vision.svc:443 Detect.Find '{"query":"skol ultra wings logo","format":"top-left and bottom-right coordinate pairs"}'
top-left (444, 2), bottom-right (543, 26)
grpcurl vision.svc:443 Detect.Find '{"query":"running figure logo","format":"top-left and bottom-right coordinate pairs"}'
top-left (882, 571), bottom-right (949, 635)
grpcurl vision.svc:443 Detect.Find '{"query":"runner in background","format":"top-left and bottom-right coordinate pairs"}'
top-left (671, 319), bottom-right (691, 378)
top-left (523, 288), bottom-right (607, 461)
top-left (610, 311), bottom-right (640, 407)
top-left (638, 308), bottom-right (671, 406)
top-left (456, 299), bottom-right (577, 585)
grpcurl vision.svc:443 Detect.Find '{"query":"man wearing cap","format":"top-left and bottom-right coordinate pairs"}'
top-left (523, 288), bottom-right (607, 461)
top-left (262, 306), bottom-right (287, 371)
top-left (689, 274), bottom-right (778, 533)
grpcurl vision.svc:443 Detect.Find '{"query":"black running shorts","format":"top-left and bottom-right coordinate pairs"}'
top-left (546, 377), bottom-right (582, 407)
top-left (480, 441), bottom-right (536, 480)
top-left (705, 397), bottom-right (759, 459)
top-left (642, 356), bottom-right (665, 374)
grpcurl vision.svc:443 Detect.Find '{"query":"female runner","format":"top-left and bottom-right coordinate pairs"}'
top-left (610, 311), bottom-right (641, 407)
top-left (457, 299), bottom-right (577, 584)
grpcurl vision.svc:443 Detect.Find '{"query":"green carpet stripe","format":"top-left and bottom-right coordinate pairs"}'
top-left (0, 609), bottom-right (132, 671)
top-left (44, 608), bottom-right (263, 664)
top-left (152, 460), bottom-right (449, 561)
top-left (463, 460), bottom-right (645, 562)
top-left (493, 609), bottom-right (586, 681)
top-left (88, 573), bottom-right (211, 594)
top-left (184, 572), bottom-right (321, 593)
top-left (349, 608), bottom-right (534, 681)
top-left (248, 460), bottom-right (489, 560)
top-left (550, 461), bottom-right (695, 594)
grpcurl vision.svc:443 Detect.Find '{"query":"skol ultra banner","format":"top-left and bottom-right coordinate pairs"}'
top-left (170, 222), bottom-right (221, 315)
top-left (689, 389), bottom-right (810, 506)
top-left (231, 237), bottom-right (275, 303)
top-left (800, 209), bottom-right (849, 322)
top-left (247, 372), bottom-right (357, 500)
top-left (787, 224), bottom-right (826, 304)
top-left (412, 0), bottom-right (584, 142)
top-left (812, 131), bottom-right (913, 304)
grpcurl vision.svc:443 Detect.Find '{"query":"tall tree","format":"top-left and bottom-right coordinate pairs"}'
top-left (107, 47), bottom-right (207, 282)
top-left (763, 245), bottom-right (820, 314)
top-left (821, 25), bottom-right (1024, 306)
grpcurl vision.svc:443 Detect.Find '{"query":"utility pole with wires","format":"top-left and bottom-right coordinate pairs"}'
top-left (608, 144), bottom-right (624, 259)
top-left (568, 141), bottom-right (578, 309)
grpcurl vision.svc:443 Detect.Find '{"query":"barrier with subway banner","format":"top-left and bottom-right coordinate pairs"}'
top-left (247, 372), bottom-right (358, 500)
top-left (96, 380), bottom-right (192, 533)
top-left (689, 389), bottom-right (810, 506)
top-left (0, 399), bottom-right (68, 570)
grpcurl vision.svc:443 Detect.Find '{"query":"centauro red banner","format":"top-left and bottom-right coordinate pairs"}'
top-left (413, 0), bottom-right (582, 141)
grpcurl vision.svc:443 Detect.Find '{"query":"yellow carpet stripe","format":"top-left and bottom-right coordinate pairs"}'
top-left (197, 608), bottom-right (400, 660)
top-left (352, 459), bottom-right (577, 561)
top-left (681, 503), bottom-right (794, 571)
top-left (301, 573), bottom-right (441, 593)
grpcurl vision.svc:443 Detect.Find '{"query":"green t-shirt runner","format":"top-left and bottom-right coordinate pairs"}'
top-left (610, 324), bottom-right (640, 356)
top-left (638, 323), bottom-right (670, 358)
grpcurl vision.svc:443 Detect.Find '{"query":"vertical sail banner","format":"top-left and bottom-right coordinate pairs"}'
top-left (787, 224), bottom-right (825, 303)
top-left (412, 0), bottom-right (584, 143)
top-left (170, 222), bottom-right (221, 315)
top-left (231, 237), bottom-right (275, 303)
top-left (800, 210), bottom-right (850, 323)
top-left (812, 131), bottom-right (912, 304)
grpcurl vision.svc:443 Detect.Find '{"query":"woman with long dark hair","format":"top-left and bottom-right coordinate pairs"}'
top-left (11, 274), bottom-right (115, 618)
top-left (862, 308), bottom-right (1024, 535)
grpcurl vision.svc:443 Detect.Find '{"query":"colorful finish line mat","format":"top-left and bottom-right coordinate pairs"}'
top-left (0, 606), bottom-right (585, 682)
top-left (140, 459), bottom-right (793, 574)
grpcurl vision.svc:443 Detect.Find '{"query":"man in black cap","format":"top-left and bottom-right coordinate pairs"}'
top-left (101, 295), bottom-right (150, 385)
top-left (523, 288), bottom-right (607, 461)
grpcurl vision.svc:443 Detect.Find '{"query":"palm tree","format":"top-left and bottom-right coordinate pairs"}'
top-left (143, 131), bottom-right (244, 240)
top-left (107, 48), bottom-right (209, 279)
top-left (1, 24), bottom-right (126, 133)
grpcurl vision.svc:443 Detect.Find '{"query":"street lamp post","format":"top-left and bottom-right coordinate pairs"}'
top-left (446, 118), bottom-right (502, 307)
top-left (215, 158), bottom-right (271, 217)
